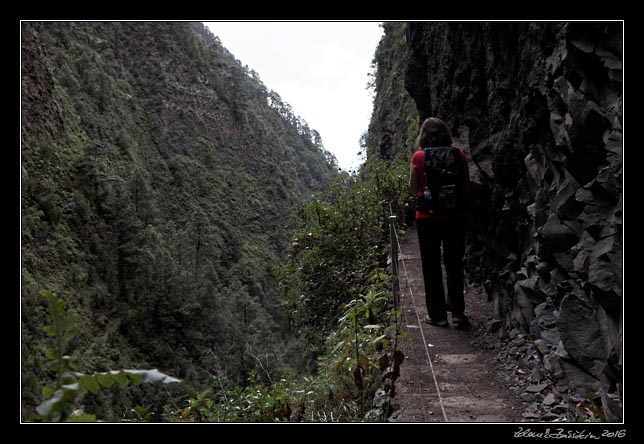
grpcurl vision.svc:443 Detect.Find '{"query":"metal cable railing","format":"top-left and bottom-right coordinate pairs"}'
top-left (389, 209), bottom-right (449, 422)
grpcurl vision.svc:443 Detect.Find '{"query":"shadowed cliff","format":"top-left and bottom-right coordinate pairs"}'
top-left (367, 21), bottom-right (622, 420)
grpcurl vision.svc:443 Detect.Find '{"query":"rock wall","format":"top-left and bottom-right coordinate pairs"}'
top-left (364, 23), bottom-right (419, 168)
top-left (403, 22), bottom-right (622, 419)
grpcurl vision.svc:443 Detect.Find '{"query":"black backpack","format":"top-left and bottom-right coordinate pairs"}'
top-left (417, 146), bottom-right (467, 214)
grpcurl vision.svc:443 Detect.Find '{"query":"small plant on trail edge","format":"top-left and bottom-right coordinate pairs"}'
top-left (566, 394), bottom-right (607, 423)
top-left (30, 290), bottom-right (183, 422)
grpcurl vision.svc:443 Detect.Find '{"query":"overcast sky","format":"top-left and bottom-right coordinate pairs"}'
top-left (204, 22), bottom-right (384, 171)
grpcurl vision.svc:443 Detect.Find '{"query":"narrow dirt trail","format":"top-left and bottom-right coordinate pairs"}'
top-left (389, 224), bottom-right (525, 423)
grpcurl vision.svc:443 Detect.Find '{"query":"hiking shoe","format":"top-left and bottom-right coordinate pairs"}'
top-left (451, 314), bottom-right (471, 329)
top-left (424, 315), bottom-right (448, 327)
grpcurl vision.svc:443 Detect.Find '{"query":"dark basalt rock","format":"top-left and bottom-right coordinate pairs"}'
top-left (398, 21), bottom-right (622, 419)
top-left (558, 294), bottom-right (609, 380)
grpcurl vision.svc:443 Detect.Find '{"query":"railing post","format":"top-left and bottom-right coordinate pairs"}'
top-left (389, 215), bottom-right (399, 308)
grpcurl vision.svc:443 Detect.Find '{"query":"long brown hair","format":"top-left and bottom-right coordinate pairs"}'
top-left (414, 117), bottom-right (453, 148)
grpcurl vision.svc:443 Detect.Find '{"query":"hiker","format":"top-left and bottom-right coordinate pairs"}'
top-left (409, 117), bottom-right (470, 329)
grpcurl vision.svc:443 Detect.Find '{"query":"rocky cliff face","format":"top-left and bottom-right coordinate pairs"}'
top-left (380, 22), bottom-right (622, 419)
top-left (365, 23), bottom-right (418, 164)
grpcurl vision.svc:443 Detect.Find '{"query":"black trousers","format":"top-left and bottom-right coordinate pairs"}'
top-left (416, 218), bottom-right (466, 321)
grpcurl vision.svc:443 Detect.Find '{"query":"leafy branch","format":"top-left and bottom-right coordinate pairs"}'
top-left (32, 290), bottom-right (182, 422)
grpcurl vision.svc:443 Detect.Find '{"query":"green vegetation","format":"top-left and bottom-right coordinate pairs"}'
top-left (364, 22), bottom-right (418, 172)
top-left (22, 21), bottom-right (414, 422)
top-left (277, 163), bottom-right (409, 351)
top-left (29, 157), bottom-right (411, 422)
top-left (175, 286), bottom-right (397, 422)
top-left (21, 21), bottom-right (335, 420)
top-left (33, 290), bottom-right (182, 422)
top-left (173, 159), bottom-right (413, 421)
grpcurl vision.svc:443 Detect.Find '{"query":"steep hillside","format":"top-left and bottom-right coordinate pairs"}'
top-left (364, 22), bottom-right (418, 166)
top-left (21, 22), bottom-right (336, 418)
top-left (367, 22), bottom-right (622, 420)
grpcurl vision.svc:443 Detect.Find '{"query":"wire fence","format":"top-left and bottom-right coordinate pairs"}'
top-left (388, 205), bottom-right (448, 422)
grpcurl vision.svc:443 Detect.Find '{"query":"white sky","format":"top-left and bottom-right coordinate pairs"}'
top-left (204, 22), bottom-right (384, 171)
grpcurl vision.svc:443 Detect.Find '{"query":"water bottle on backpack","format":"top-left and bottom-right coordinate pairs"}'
top-left (423, 185), bottom-right (434, 214)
